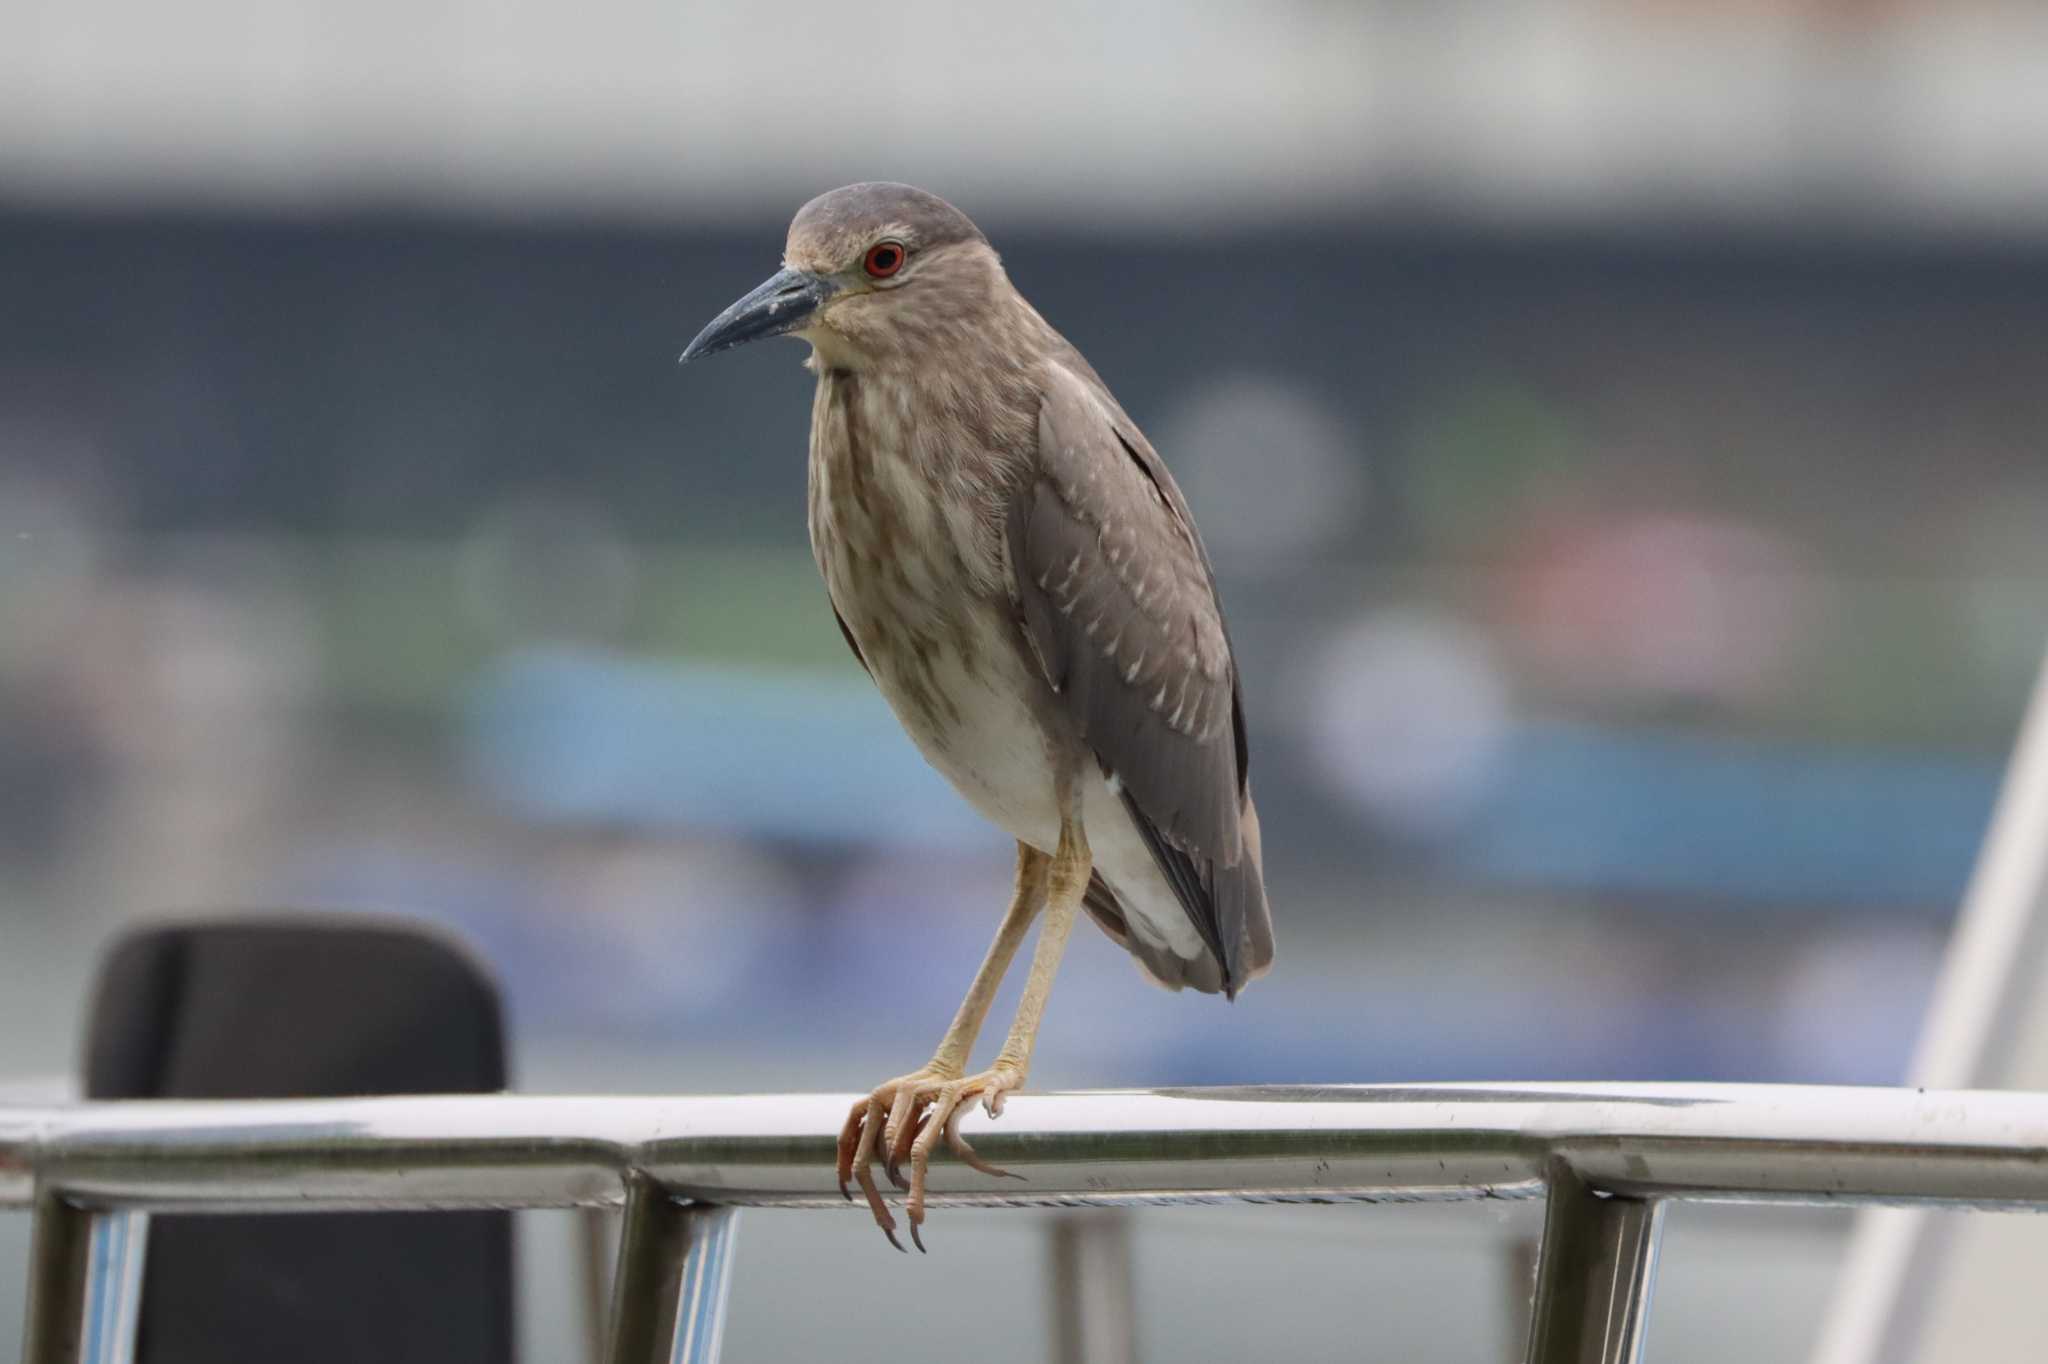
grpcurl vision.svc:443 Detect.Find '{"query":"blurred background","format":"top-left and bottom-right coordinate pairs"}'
top-left (4, 0), bottom-right (2048, 1359)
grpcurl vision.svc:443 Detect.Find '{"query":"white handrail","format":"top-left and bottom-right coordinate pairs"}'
top-left (9, 1083), bottom-right (2048, 1211)
top-left (9, 1082), bottom-right (2048, 1364)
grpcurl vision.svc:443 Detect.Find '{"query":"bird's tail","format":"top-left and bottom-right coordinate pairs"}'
top-left (1080, 794), bottom-right (1274, 997)
top-left (1219, 795), bottom-right (1276, 995)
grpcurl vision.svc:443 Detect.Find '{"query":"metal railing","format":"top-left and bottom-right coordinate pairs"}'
top-left (9, 1081), bottom-right (2048, 1364)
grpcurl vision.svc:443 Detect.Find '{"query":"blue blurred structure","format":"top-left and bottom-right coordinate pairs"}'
top-left (460, 649), bottom-right (992, 849)
top-left (1458, 722), bottom-right (1997, 912)
top-left (457, 649), bottom-right (2000, 913)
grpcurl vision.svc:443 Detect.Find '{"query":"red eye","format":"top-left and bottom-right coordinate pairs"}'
top-left (863, 241), bottom-right (905, 278)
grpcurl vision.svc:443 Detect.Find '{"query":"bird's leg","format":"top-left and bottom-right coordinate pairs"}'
top-left (836, 841), bottom-right (1048, 1249)
top-left (893, 816), bottom-right (1092, 1249)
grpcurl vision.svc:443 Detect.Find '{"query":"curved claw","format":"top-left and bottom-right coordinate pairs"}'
top-left (857, 1161), bottom-right (905, 1254)
top-left (843, 1065), bottom-right (1027, 1250)
top-left (885, 1095), bottom-right (933, 1190)
top-left (834, 1100), bottom-right (866, 1202)
top-left (883, 1131), bottom-right (909, 1191)
top-left (881, 1089), bottom-right (920, 1191)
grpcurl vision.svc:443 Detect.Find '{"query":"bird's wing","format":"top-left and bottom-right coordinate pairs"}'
top-left (1007, 362), bottom-right (1257, 987)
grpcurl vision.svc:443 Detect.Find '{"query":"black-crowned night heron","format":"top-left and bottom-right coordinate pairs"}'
top-left (682, 183), bottom-right (1272, 1249)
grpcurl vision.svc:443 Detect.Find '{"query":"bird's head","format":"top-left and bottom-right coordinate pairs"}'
top-left (680, 182), bottom-right (1005, 373)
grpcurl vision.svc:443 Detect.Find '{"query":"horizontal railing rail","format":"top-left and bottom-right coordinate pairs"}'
top-left (8, 1082), bottom-right (2048, 1364)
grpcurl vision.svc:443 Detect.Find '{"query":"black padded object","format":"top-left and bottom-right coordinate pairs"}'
top-left (84, 918), bottom-right (515, 1364)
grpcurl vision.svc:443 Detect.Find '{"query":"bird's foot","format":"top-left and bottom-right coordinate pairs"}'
top-left (834, 1062), bottom-right (1027, 1252)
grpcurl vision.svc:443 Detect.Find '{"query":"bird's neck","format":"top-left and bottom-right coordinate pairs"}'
top-left (805, 337), bottom-right (1040, 612)
top-left (800, 328), bottom-right (871, 376)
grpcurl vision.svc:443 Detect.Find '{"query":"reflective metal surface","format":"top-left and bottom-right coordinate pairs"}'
top-left (22, 1193), bottom-right (89, 1364)
top-left (605, 1176), bottom-right (738, 1364)
top-left (7, 1083), bottom-right (2048, 1214)
top-left (1048, 1212), bottom-right (1137, 1364)
top-left (1525, 1167), bottom-right (1663, 1364)
top-left (10, 1082), bottom-right (2048, 1364)
top-left (21, 1195), bottom-right (146, 1364)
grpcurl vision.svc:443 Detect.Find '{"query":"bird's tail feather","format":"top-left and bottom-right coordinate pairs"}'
top-left (1080, 796), bottom-right (1273, 997)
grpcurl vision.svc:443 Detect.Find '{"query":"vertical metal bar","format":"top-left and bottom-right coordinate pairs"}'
top-left (1047, 1212), bottom-right (1138, 1364)
top-left (22, 1190), bottom-right (89, 1364)
top-left (87, 1211), bottom-right (148, 1364)
top-left (23, 1192), bottom-right (149, 1364)
top-left (582, 1208), bottom-right (617, 1364)
top-left (605, 1174), bottom-right (740, 1364)
top-left (1525, 1166), bottom-right (1664, 1364)
top-left (1505, 1234), bottom-right (1542, 1362)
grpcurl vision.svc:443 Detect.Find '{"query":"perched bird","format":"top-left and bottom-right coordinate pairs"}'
top-left (681, 183), bottom-right (1272, 1249)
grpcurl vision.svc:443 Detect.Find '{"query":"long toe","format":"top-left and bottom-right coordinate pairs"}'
top-left (835, 1098), bottom-right (869, 1201)
top-left (849, 1095), bottom-right (902, 1250)
top-left (943, 1102), bottom-right (1019, 1180)
top-left (885, 1094), bottom-right (935, 1191)
top-left (905, 1086), bottom-right (973, 1250)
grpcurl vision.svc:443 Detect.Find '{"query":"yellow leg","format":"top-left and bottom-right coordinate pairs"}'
top-left (835, 819), bottom-right (1093, 1251)
top-left (981, 815), bottom-right (1091, 1102)
top-left (835, 841), bottom-right (1048, 1247)
top-left (928, 842), bottom-right (1050, 1074)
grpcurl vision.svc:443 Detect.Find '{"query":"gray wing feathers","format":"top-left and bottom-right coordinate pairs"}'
top-left (1010, 365), bottom-right (1271, 993)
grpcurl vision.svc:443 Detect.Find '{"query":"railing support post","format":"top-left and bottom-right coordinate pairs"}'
top-left (1048, 1211), bottom-right (1137, 1364)
top-left (22, 1190), bottom-right (148, 1364)
top-left (1525, 1164), bottom-right (1663, 1364)
top-left (605, 1174), bottom-right (740, 1364)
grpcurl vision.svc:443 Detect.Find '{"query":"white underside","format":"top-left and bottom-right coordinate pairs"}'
top-left (866, 610), bottom-right (1207, 966)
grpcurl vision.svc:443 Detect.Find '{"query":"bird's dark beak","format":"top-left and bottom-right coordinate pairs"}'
top-left (680, 267), bottom-right (836, 363)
